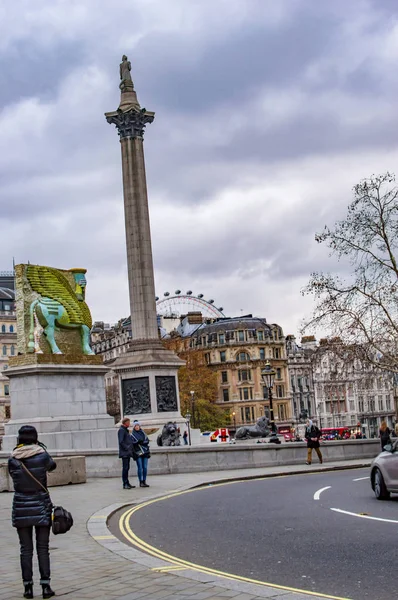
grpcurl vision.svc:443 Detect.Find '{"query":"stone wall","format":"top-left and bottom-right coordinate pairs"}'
top-left (0, 455), bottom-right (86, 492)
top-left (1, 439), bottom-right (379, 479)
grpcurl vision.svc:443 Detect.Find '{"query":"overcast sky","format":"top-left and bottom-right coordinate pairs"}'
top-left (1, 0), bottom-right (398, 338)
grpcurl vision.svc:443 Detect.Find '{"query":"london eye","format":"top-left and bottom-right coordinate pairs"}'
top-left (156, 290), bottom-right (225, 319)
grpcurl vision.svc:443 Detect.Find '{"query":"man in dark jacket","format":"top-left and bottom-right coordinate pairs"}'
top-left (305, 419), bottom-right (323, 465)
top-left (118, 417), bottom-right (135, 489)
top-left (8, 425), bottom-right (57, 599)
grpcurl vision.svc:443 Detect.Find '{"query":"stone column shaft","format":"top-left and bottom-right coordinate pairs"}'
top-left (120, 136), bottom-right (159, 341)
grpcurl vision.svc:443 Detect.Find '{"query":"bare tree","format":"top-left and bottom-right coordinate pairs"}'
top-left (302, 172), bottom-right (398, 372)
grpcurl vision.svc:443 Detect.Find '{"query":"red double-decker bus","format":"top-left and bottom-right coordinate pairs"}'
top-left (321, 427), bottom-right (356, 440)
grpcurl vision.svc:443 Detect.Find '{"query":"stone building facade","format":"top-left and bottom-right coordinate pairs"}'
top-left (286, 335), bottom-right (316, 426)
top-left (311, 339), bottom-right (396, 437)
top-left (0, 274), bottom-right (16, 442)
top-left (188, 316), bottom-right (291, 427)
top-left (92, 313), bottom-right (292, 428)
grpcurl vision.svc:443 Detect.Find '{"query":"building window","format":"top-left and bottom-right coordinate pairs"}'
top-left (378, 396), bottom-right (383, 411)
top-left (2, 345), bottom-right (6, 356)
top-left (223, 389), bottom-right (229, 402)
top-left (5, 406), bottom-right (11, 419)
top-left (259, 348), bottom-right (265, 360)
top-left (221, 371), bottom-right (228, 383)
top-left (205, 353), bottom-right (211, 365)
top-left (220, 351), bottom-right (226, 363)
top-left (257, 331), bottom-right (264, 341)
top-left (386, 395), bottom-right (391, 410)
top-left (1, 325), bottom-right (5, 333)
top-left (273, 347), bottom-right (280, 359)
top-left (240, 407), bottom-right (244, 421)
top-left (239, 387), bottom-right (253, 401)
top-left (277, 404), bottom-right (287, 421)
top-left (237, 352), bottom-right (250, 362)
top-left (276, 384), bottom-right (284, 398)
top-left (219, 333), bottom-right (225, 344)
top-left (238, 369), bottom-right (251, 382)
top-left (238, 330), bottom-right (245, 342)
top-left (245, 406), bottom-right (251, 421)
top-left (263, 386), bottom-right (268, 399)
top-left (4, 384), bottom-right (9, 396)
top-left (276, 368), bottom-right (281, 380)
top-left (10, 345), bottom-right (15, 356)
top-left (9, 325), bottom-right (14, 333)
top-left (349, 400), bottom-right (354, 411)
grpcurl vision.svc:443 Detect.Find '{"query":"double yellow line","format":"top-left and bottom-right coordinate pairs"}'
top-left (118, 483), bottom-right (351, 600)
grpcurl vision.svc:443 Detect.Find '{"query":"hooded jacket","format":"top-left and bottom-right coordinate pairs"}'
top-left (8, 444), bottom-right (57, 528)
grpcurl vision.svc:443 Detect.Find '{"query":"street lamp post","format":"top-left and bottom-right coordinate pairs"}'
top-left (317, 403), bottom-right (322, 430)
top-left (261, 361), bottom-right (279, 442)
top-left (185, 412), bottom-right (192, 446)
top-left (190, 390), bottom-right (196, 429)
top-left (232, 411), bottom-right (236, 435)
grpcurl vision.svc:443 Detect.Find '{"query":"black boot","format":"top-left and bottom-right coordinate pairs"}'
top-left (42, 584), bottom-right (55, 599)
top-left (23, 583), bottom-right (33, 599)
top-left (140, 480), bottom-right (150, 487)
top-left (123, 482), bottom-right (135, 489)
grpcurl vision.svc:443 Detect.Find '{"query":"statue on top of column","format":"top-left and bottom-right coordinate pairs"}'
top-left (120, 55), bottom-right (134, 90)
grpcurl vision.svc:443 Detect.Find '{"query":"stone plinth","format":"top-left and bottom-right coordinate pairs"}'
top-left (2, 360), bottom-right (117, 452)
top-left (112, 341), bottom-right (184, 427)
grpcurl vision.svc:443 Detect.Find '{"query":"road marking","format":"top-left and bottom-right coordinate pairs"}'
top-left (314, 486), bottom-right (331, 500)
top-left (152, 565), bottom-right (188, 572)
top-left (117, 487), bottom-right (351, 600)
top-left (352, 477), bottom-right (368, 481)
top-left (331, 508), bottom-right (398, 524)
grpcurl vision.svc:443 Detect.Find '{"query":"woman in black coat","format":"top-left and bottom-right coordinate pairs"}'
top-left (8, 426), bottom-right (56, 599)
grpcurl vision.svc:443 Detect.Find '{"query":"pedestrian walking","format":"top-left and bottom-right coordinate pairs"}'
top-left (131, 420), bottom-right (151, 487)
top-left (183, 431), bottom-right (188, 445)
top-left (305, 419), bottom-right (323, 465)
top-left (379, 421), bottom-right (391, 450)
top-left (8, 426), bottom-right (56, 599)
top-left (118, 417), bottom-right (135, 489)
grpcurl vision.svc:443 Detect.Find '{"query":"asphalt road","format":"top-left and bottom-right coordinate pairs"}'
top-left (110, 468), bottom-right (398, 600)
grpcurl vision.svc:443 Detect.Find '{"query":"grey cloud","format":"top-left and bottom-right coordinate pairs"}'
top-left (1, 0), bottom-right (398, 334)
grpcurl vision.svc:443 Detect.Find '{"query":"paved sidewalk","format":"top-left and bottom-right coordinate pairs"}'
top-left (0, 459), bottom-right (369, 600)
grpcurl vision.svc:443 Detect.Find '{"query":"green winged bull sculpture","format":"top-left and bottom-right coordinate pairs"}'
top-left (16, 264), bottom-right (95, 356)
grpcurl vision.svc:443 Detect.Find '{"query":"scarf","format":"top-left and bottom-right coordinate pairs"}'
top-left (130, 428), bottom-right (148, 444)
top-left (11, 444), bottom-right (45, 459)
top-left (306, 420), bottom-right (314, 433)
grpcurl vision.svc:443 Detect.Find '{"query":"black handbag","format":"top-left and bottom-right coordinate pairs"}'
top-left (19, 461), bottom-right (73, 535)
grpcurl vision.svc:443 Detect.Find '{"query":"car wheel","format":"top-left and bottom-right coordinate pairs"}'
top-left (374, 468), bottom-right (390, 500)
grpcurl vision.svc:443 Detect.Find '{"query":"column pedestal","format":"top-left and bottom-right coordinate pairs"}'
top-left (112, 342), bottom-right (185, 428)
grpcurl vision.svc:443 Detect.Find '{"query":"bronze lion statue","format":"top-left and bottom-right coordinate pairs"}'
top-left (157, 422), bottom-right (181, 446)
top-left (235, 416), bottom-right (271, 440)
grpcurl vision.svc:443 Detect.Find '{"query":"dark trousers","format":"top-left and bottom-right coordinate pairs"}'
top-left (17, 525), bottom-right (51, 584)
top-left (122, 456), bottom-right (131, 485)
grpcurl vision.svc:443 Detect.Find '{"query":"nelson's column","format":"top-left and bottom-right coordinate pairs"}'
top-left (105, 55), bottom-right (184, 427)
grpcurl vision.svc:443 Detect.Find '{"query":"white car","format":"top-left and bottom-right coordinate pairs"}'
top-left (370, 439), bottom-right (398, 500)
